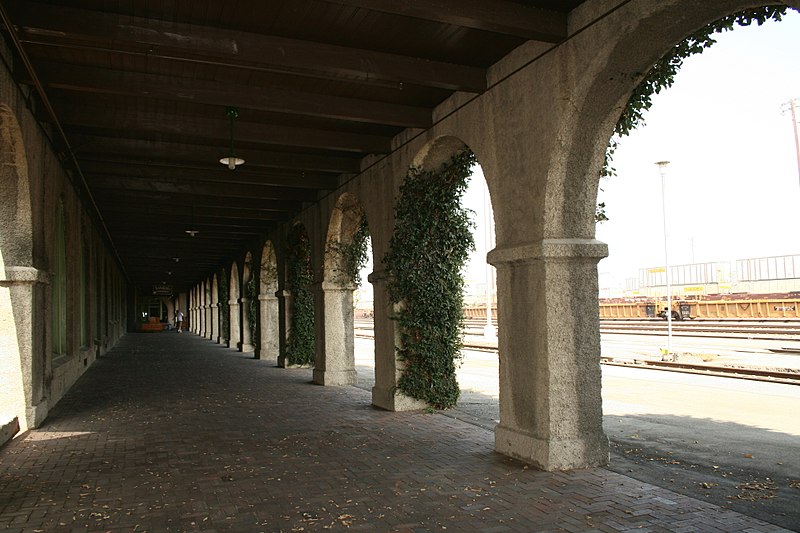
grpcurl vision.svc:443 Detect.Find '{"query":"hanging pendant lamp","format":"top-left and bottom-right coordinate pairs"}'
top-left (219, 106), bottom-right (245, 170)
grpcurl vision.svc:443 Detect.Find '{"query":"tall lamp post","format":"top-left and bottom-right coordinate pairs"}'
top-left (656, 161), bottom-right (673, 361)
top-left (483, 181), bottom-right (497, 339)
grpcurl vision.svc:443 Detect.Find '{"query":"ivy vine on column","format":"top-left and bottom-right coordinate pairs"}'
top-left (286, 224), bottom-right (315, 366)
top-left (327, 215), bottom-right (370, 286)
top-left (384, 149), bottom-right (476, 409)
top-left (245, 266), bottom-right (258, 345)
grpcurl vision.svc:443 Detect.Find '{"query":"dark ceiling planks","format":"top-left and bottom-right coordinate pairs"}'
top-left (0, 0), bottom-right (579, 290)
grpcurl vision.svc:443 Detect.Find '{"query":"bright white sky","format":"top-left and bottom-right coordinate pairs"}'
top-left (462, 9), bottom-right (800, 292)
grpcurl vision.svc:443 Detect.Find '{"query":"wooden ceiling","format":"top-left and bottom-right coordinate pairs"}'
top-left (0, 0), bottom-right (586, 292)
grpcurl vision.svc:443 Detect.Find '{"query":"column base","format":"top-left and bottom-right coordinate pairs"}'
top-left (241, 343), bottom-right (255, 353)
top-left (313, 368), bottom-right (356, 386)
top-left (27, 402), bottom-right (49, 429)
top-left (371, 386), bottom-right (428, 412)
top-left (494, 424), bottom-right (609, 471)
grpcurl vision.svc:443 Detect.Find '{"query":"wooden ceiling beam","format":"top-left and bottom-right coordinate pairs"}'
top-left (29, 62), bottom-right (431, 128)
top-left (91, 189), bottom-right (302, 212)
top-left (86, 174), bottom-right (317, 202)
top-left (320, 0), bottom-right (567, 41)
top-left (55, 103), bottom-right (392, 154)
top-left (70, 135), bottom-right (362, 174)
top-left (81, 161), bottom-right (338, 190)
top-left (11, 2), bottom-right (487, 92)
top-left (99, 203), bottom-right (286, 222)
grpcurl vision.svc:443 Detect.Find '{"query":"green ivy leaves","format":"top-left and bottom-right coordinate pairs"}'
top-left (286, 224), bottom-right (315, 366)
top-left (384, 150), bottom-right (477, 409)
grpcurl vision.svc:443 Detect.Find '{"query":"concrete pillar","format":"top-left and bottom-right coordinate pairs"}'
top-left (192, 287), bottom-right (199, 334)
top-left (207, 303), bottom-right (212, 338)
top-left (276, 289), bottom-right (292, 367)
top-left (312, 282), bottom-right (357, 386)
top-left (228, 298), bottom-right (241, 350)
top-left (0, 267), bottom-right (49, 429)
top-left (488, 239), bottom-right (609, 471)
top-left (257, 292), bottom-right (279, 361)
top-left (240, 297), bottom-right (255, 353)
top-left (368, 270), bottom-right (427, 411)
top-left (211, 300), bottom-right (219, 344)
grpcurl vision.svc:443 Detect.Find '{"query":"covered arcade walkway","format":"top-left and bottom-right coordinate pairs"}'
top-left (0, 333), bottom-right (788, 532)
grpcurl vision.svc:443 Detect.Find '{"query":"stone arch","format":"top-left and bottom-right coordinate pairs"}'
top-left (0, 103), bottom-right (41, 433)
top-left (241, 251), bottom-right (256, 353)
top-left (258, 240), bottom-right (279, 361)
top-left (556, 0), bottom-right (789, 238)
top-left (228, 261), bottom-right (241, 350)
top-left (0, 104), bottom-right (33, 267)
top-left (312, 193), bottom-right (370, 386)
top-left (371, 135), bottom-right (496, 411)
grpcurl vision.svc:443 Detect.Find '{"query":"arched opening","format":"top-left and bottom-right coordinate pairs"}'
top-left (241, 251), bottom-right (256, 353)
top-left (258, 240), bottom-right (279, 362)
top-left (314, 193), bottom-right (369, 386)
top-left (372, 136), bottom-right (497, 413)
top-left (0, 103), bottom-right (36, 434)
top-left (585, 6), bottom-right (800, 519)
top-left (283, 223), bottom-right (314, 367)
top-left (228, 262), bottom-right (241, 350)
top-left (218, 267), bottom-right (229, 345)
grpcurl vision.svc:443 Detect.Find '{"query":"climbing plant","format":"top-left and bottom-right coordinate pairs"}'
top-left (286, 224), bottom-right (315, 366)
top-left (219, 268), bottom-right (229, 340)
top-left (383, 149), bottom-right (476, 409)
top-left (245, 268), bottom-right (258, 345)
top-left (327, 215), bottom-right (370, 286)
top-left (598, 5), bottom-right (787, 220)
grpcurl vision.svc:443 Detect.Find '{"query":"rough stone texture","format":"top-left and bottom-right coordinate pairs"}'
top-left (3, 0), bottom-right (786, 471)
top-left (313, 284), bottom-right (357, 386)
top-left (0, 333), bottom-right (790, 533)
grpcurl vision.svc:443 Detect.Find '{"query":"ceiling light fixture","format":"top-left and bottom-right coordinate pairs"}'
top-left (219, 106), bottom-right (245, 170)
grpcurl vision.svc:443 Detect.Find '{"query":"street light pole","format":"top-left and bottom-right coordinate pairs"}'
top-left (483, 181), bottom-right (496, 339)
top-left (656, 161), bottom-right (673, 361)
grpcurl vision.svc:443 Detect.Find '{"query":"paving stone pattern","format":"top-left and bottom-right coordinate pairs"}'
top-left (0, 333), bottom-right (793, 532)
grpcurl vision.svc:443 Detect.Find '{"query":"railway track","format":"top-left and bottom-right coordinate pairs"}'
top-left (353, 319), bottom-right (800, 385)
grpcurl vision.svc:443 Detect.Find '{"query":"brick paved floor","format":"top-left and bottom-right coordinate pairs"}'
top-left (0, 333), bottom-right (793, 532)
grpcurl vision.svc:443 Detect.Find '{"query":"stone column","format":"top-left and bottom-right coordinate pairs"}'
top-left (240, 296), bottom-right (255, 353)
top-left (0, 267), bottom-right (49, 429)
top-left (488, 239), bottom-right (609, 471)
top-left (257, 292), bottom-right (279, 361)
top-left (228, 298), bottom-right (241, 350)
top-left (368, 270), bottom-right (427, 411)
top-left (199, 300), bottom-right (207, 338)
top-left (276, 289), bottom-right (292, 367)
top-left (211, 300), bottom-right (219, 343)
top-left (191, 287), bottom-right (199, 334)
top-left (312, 282), bottom-right (357, 386)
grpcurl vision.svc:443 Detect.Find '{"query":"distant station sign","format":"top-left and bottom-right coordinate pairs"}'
top-left (153, 284), bottom-right (173, 296)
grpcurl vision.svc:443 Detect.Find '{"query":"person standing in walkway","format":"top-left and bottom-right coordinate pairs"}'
top-left (175, 309), bottom-right (184, 333)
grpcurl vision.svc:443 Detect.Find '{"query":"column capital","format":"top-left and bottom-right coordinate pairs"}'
top-left (367, 269), bottom-right (390, 284)
top-left (488, 239), bottom-right (608, 266)
top-left (0, 266), bottom-right (50, 286)
top-left (258, 293), bottom-right (278, 301)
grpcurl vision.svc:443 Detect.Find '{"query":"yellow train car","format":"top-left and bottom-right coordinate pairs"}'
top-left (599, 297), bottom-right (800, 320)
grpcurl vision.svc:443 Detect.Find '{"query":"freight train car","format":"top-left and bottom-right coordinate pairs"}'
top-left (599, 296), bottom-right (800, 320)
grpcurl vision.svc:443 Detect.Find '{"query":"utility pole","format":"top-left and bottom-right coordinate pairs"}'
top-left (784, 98), bottom-right (800, 187)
